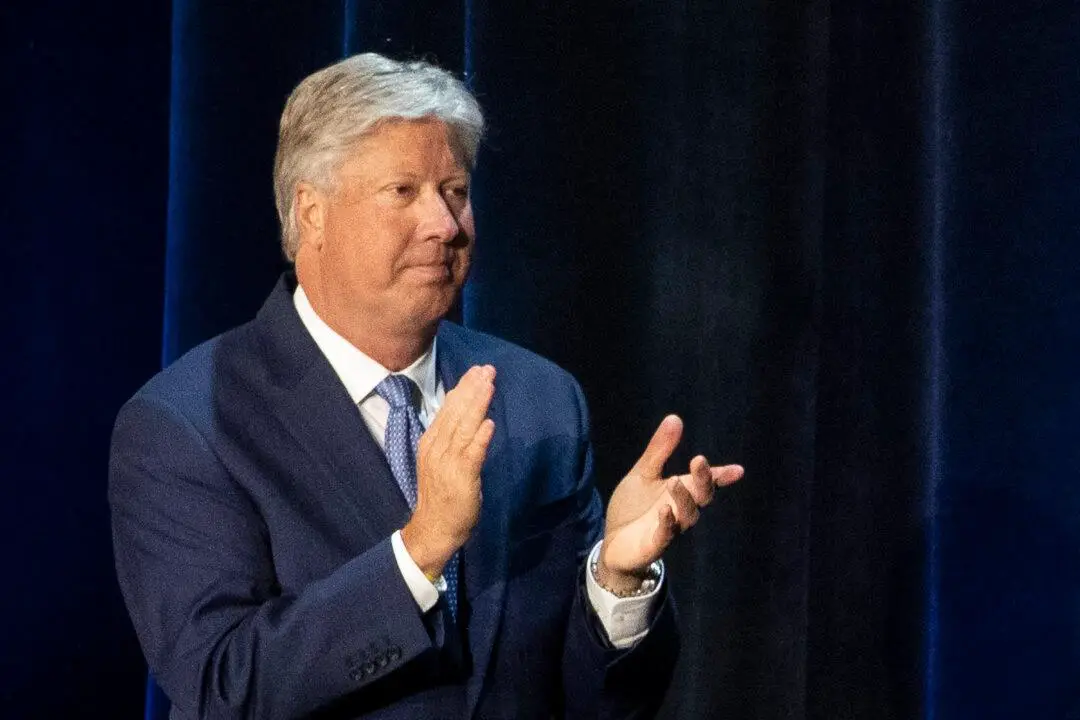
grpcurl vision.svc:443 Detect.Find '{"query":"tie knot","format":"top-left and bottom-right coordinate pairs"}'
top-left (375, 374), bottom-right (419, 410)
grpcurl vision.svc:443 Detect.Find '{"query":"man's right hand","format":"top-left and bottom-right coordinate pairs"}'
top-left (401, 364), bottom-right (496, 579)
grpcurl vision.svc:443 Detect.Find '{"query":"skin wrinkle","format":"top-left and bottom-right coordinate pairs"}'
top-left (294, 118), bottom-right (474, 372)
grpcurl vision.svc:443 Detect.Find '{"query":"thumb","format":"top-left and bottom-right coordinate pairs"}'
top-left (630, 415), bottom-right (683, 479)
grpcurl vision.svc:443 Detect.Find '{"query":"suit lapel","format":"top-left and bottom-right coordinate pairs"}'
top-left (255, 275), bottom-right (411, 543)
top-left (436, 324), bottom-right (512, 717)
top-left (256, 279), bottom-right (510, 712)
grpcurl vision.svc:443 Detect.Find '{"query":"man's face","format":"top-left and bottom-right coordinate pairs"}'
top-left (298, 118), bottom-right (474, 341)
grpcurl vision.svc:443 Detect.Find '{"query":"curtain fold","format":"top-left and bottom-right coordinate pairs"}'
top-left (5, 0), bottom-right (1079, 716)
top-left (143, 0), bottom-right (1080, 717)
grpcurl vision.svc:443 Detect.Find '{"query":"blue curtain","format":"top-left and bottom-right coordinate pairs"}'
top-left (2, 2), bottom-right (171, 717)
top-left (4, 0), bottom-right (1079, 717)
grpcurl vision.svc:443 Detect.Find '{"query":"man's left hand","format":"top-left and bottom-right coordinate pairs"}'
top-left (596, 415), bottom-right (743, 595)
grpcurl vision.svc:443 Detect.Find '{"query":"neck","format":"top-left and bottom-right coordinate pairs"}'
top-left (298, 275), bottom-right (436, 372)
top-left (348, 324), bottom-right (436, 372)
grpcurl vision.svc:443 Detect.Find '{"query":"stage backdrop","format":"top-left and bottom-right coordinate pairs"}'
top-left (3, 0), bottom-right (1079, 718)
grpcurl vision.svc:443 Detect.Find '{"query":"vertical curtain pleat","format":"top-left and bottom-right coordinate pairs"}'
top-left (6, 0), bottom-right (1072, 716)
top-left (162, 1), bottom-right (346, 364)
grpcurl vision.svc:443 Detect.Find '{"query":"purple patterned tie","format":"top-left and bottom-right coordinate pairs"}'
top-left (375, 374), bottom-right (459, 620)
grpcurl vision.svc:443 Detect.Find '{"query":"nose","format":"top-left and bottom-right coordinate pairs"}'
top-left (419, 190), bottom-right (461, 244)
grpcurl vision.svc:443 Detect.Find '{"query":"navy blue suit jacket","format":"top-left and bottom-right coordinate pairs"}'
top-left (109, 275), bottom-right (678, 719)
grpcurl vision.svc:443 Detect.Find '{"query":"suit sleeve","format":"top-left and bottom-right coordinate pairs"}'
top-left (109, 395), bottom-right (446, 719)
top-left (559, 381), bottom-right (681, 719)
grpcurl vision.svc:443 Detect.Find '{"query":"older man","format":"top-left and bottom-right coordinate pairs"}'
top-left (110, 53), bottom-right (742, 719)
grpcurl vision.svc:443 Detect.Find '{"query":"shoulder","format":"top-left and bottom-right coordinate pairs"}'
top-left (439, 322), bottom-right (583, 392)
top-left (437, 321), bottom-right (589, 428)
top-left (127, 274), bottom-right (304, 420)
top-left (119, 319), bottom-right (263, 432)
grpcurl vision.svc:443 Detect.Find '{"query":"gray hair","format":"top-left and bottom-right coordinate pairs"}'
top-left (273, 53), bottom-right (485, 260)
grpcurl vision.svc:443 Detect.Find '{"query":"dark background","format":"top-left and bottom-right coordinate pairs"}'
top-left (3, 1), bottom-right (1079, 717)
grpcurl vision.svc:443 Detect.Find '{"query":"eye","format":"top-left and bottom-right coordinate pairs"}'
top-left (383, 183), bottom-right (418, 201)
top-left (444, 184), bottom-right (469, 200)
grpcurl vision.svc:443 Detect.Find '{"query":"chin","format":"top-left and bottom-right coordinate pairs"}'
top-left (408, 288), bottom-right (459, 327)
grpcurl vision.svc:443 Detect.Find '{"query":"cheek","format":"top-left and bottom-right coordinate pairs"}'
top-left (454, 206), bottom-right (477, 271)
top-left (325, 214), bottom-right (400, 278)
top-left (453, 254), bottom-right (472, 286)
top-left (458, 204), bottom-right (476, 237)
top-left (453, 230), bottom-right (474, 279)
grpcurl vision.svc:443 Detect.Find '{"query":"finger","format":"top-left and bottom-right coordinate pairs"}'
top-left (682, 455), bottom-right (715, 507)
top-left (666, 476), bottom-right (700, 531)
top-left (630, 415), bottom-right (683, 478)
top-left (458, 366), bottom-right (496, 438)
top-left (651, 503), bottom-right (679, 554)
top-left (445, 367), bottom-right (495, 450)
top-left (428, 366), bottom-right (487, 453)
top-left (431, 366), bottom-right (480, 425)
top-left (420, 373), bottom-right (467, 459)
top-left (710, 463), bottom-right (744, 487)
top-left (463, 418), bottom-right (496, 474)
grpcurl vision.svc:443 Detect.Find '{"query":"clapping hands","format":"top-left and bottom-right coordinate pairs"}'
top-left (597, 415), bottom-right (743, 594)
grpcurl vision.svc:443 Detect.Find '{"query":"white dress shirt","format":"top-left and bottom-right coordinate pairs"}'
top-left (293, 285), bottom-right (660, 648)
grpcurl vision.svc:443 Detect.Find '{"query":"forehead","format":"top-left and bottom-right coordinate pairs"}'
top-left (339, 118), bottom-right (466, 179)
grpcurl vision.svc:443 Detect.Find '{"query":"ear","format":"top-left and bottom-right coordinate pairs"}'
top-left (295, 181), bottom-right (327, 250)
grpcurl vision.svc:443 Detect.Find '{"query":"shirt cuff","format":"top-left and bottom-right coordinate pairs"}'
top-left (584, 540), bottom-right (665, 649)
top-left (390, 530), bottom-right (441, 613)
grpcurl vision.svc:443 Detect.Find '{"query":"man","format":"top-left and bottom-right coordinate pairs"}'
top-left (110, 53), bottom-right (743, 719)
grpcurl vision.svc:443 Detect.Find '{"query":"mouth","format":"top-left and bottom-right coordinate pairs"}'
top-left (404, 263), bottom-right (453, 282)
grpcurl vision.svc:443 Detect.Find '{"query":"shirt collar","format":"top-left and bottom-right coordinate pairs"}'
top-left (293, 284), bottom-right (439, 406)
